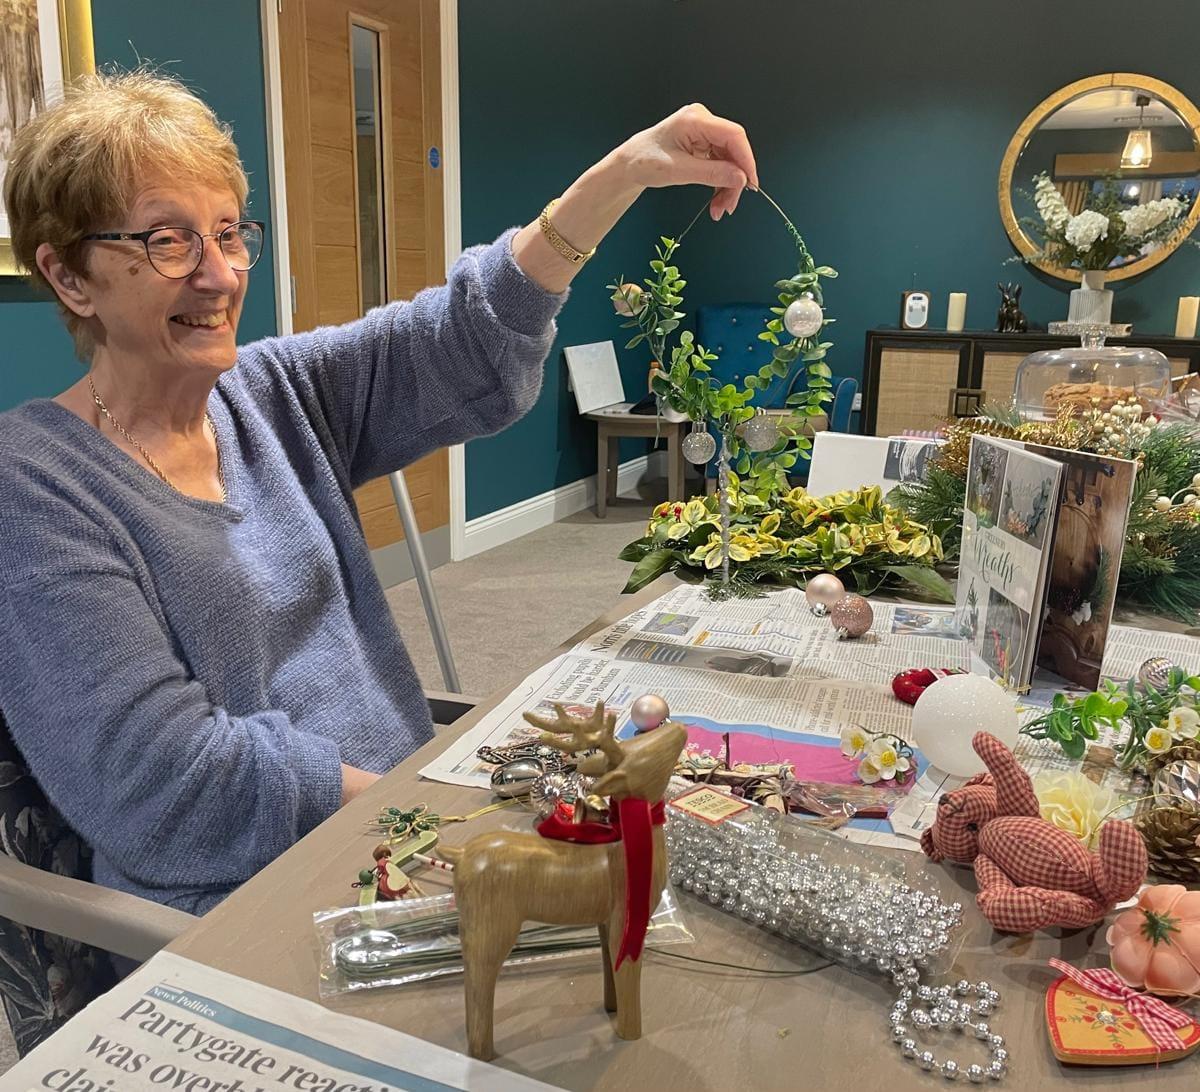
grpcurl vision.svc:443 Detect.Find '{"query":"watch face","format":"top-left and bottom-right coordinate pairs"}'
top-left (904, 292), bottom-right (930, 329)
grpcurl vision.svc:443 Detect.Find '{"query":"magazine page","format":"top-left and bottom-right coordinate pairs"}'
top-left (954, 436), bottom-right (1064, 688)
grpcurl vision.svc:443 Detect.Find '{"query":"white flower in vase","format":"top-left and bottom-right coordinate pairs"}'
top-left (1120, 197), bottom-right (1186, 241)
top-left (1064, 210), bottom-right (1110, 252)
top-left (1034, 174), bottom-right (1071, 231)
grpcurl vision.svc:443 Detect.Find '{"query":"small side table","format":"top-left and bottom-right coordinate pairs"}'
top-left (586, 410), bottom-right (687, 518)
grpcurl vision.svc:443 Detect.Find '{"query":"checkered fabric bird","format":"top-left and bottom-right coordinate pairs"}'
top-left (920, 732), bottom-right (1147, 933)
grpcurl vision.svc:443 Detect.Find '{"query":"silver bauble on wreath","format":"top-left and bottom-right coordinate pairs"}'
top-left (741, 408), bottom-right (780, 453)
top-left (804, 572), bottom-right (845, 617)
top-left (1138, 657), bottom-right (1174, 691)
top-left (830, 593), bottom-right (874, 639)
top-left (681, 423), bottom-right (717, 465)
top-left (783, 293), bottom-right (824, 339)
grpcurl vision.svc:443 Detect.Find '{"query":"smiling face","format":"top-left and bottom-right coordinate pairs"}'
top-left (72, 182), bottom-right (249, 380)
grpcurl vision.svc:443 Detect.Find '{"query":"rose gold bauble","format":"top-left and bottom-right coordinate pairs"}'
top-left (630, 693), bottom-right (670, 733)
top-left (830, 593), bottom-right (874, 639)
top-left (804, 573), bottom-right (846, 616)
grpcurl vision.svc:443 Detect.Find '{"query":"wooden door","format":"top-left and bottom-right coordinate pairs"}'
top-left (278, 0), bottom-right (449, 551)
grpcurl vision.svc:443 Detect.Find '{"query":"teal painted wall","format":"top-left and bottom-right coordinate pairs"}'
top-left (0, 0), bottom-right (276, 411)
top-left (459, 0), bottom-right (673, 521)
top-left (460, 0), bottom-right (1200, 519)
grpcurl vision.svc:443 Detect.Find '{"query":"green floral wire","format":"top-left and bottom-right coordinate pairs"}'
top-left (674, 185), bottom-right (813, 267)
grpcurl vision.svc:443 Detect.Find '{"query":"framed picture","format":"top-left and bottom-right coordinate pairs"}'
top-left (1, 0), bottom-right (94, 276)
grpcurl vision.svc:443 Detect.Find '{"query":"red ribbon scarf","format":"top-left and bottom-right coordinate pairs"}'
top-left (1048, 959), bottom-right (1195, 1053)
top-left (537, 797), bottom-right (665, 969)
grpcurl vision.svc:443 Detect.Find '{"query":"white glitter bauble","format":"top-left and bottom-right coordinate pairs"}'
top-left (804, 573), bottom-right (845, 616)
top-left (783, 294), bottom-right (824, 339)
top-left (912, 674), bottom-right (1019, 777)
top-left (741, 409), bottom-right (780, 452)
top-left (630, 693), bottom-right (670, 733)
top-left (681, 426), bottom-right (717, 464)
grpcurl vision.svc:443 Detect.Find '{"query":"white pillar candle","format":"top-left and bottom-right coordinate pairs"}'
top-left (947, 292), bottom-right (967, 332)
top-left (1176, 296), bottom-right (1199, 339)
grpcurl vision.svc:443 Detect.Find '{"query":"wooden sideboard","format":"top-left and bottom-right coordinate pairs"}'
top-left (860, 328), bottom-right (1200, 436)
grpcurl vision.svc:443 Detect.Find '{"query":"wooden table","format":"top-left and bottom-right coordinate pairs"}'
top-left (168, 581), bottom-right (1197, 1092)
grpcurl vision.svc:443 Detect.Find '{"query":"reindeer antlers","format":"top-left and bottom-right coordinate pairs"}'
top-left (523, 702), bottom-right (624, 774)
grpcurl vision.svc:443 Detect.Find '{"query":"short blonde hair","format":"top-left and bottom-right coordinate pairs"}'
top-left (3, 69), bottom-right (249, 360)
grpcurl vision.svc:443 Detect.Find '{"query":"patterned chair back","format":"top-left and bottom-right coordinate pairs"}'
top-left (0, 711), bottom-right (115, 1055)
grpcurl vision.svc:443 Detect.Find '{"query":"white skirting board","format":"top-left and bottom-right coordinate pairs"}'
top-left (461, 450), bottom-right (668, 559)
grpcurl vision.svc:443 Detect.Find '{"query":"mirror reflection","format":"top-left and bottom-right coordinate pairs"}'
top-left (1007, 84), bottom-right (1200, 278)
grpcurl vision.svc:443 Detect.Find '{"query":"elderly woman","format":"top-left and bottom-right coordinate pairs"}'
top-left (0, 72), bottom-right (757, 914)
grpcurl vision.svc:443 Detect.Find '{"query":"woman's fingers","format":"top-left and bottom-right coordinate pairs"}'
top-left (679, 107), bottom-right (759, 191)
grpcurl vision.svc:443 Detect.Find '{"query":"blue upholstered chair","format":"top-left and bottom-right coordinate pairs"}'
top-left (694, 304), bottom-right (858, 487)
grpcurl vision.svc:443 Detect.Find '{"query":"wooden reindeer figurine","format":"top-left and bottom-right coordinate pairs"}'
top-left (449, 700), bottom-right (686, 1060)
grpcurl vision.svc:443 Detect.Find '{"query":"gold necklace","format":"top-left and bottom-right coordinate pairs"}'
top-left (88, 375), bottom-right (226, 501)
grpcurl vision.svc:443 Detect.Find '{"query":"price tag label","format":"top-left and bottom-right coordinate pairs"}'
top-left (668, 785), bottom-right (750, 825)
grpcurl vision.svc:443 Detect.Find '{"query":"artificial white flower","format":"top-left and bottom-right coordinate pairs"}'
top-left (1119, 198), bottom-right (1185, 240)
top-left (840, 725), bottom-right (870, 757)
top-left (1070, 600), bottom-right (1093, 626)
top-left (1145, 725), bottom-right (1174, 754)
top-left (1034, 174), bottom-right (1071, 232)
top-left (866, 737), bottom-right (911, 781)
top-left (1064, 210), bottom-right (1110, 252)
top-left (857, 756), bottom-right (882, 784)
top-left (1167, 706), bottom-right (1200, 739)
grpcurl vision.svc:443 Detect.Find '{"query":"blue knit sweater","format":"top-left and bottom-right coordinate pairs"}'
top-left (0, 231), bottom-right (564, 914)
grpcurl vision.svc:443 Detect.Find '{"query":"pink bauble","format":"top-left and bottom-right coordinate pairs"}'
top-left (830, 593), bottom-right (874, 639)
top-left (630, 693), bottom-right (670, 733)
top-left (804, 573), bottom-right (845, 616)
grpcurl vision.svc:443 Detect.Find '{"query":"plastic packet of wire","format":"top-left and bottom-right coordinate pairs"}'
top-left (664, 777), bottom-right (968, 981)
top-left (314, 886), bottom-right (694, 998)
top-left (781, 777), bottom-right (909, 827)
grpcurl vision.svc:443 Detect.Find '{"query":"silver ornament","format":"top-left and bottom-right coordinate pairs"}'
top-left (1138, 657), bottom-right (1174, 691)
top-left (967, 1065), bottom-right (986, 1084)
top-left (783, 294), bottom-right (824, 339)
top-left (918, 1052), bottom-right (936, 1071)
top-left (804, 572), bottom-right (845, 616)
top-left (741, 409), bottom-right (780, 453)
top-left (489, 757), bottom-right (544, 798)
top-left (528, 770), bottom-right (590, 817)
top-left (831, 593), bottom-right (874, 639)
top-left (1153, 759), bottom-right (1200, 810)
top-left (941, 1060), bottom-right (959, 1080)
top-left (630, 693), bottom-right (670, 733)
top-left (681, 425), bottom-right (717, 465)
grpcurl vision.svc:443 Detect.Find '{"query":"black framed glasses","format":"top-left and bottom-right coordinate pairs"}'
top-left (81, 220), bottom-right (265, 279)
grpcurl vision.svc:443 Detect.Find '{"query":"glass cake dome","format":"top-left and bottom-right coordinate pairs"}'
top-left (1013, 329), bottom-right (1171, 421)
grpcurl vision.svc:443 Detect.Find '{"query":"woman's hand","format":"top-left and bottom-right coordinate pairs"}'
top-left (512, 103), bottom-right (758, 293)
top-left (616, 103), bottom-right (759, 219)
top-left (341, 762), bottom-right (380, 806)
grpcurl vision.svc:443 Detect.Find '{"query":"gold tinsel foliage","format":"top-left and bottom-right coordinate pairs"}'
top-left (935, 405), bottom-right (1087, 479)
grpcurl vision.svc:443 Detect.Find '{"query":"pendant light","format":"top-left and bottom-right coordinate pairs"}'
top-left (1120, 94), bottom-right (1153, 170)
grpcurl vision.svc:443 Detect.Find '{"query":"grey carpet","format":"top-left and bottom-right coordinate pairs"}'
top-left (385, 482), bottom-right (668, 702)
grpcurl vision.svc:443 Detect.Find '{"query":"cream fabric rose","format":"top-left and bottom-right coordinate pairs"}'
top-left (1033, 771), bottom-right (1117, 849)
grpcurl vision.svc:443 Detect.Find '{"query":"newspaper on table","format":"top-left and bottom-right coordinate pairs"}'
top-left (420, 584), bottom-right (1199, 853)
top-left (7, 949), bottom-right (557, 1091)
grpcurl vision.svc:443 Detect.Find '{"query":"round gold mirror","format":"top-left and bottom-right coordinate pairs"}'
top-left (999, 73), bottom-right (1200, 283)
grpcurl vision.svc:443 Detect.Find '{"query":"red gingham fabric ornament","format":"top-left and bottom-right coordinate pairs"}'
top-left (920, 732), bottom-right (1148, 933)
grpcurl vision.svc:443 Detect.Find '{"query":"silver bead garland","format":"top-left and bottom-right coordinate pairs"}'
top-left (666, 798), bottom-right (1008, 1080)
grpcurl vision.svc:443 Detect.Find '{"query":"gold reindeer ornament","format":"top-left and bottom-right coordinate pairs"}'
top-left (448, 700), bottom-right (686, 1060)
